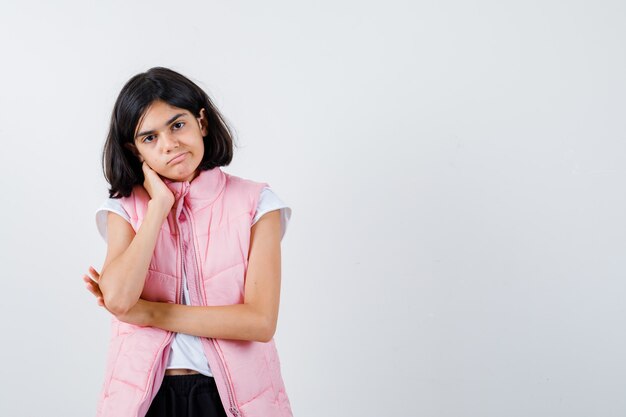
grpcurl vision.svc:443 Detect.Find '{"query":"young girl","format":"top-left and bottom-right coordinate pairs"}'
top-left (82, 67), bottom-right (294, 417)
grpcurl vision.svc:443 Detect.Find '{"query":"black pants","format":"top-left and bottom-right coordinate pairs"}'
top-left (146, 374), bottom-right (228, 417)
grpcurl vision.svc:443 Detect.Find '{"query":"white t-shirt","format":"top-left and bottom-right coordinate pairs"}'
top-left (95, 186), bottom-right (292, 376)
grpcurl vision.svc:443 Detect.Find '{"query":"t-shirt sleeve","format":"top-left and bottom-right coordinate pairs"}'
top-left (252, 187), bottom-right (292, 241)
top-left (94, 197), bottom-right (132, 243)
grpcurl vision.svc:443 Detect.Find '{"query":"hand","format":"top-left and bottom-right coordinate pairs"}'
top-left (83, 265), bottom-right (105, 307)
top-left (82, 266), bottom-right (152, 327)
top-left (141, 161), bottom-right (175, 211)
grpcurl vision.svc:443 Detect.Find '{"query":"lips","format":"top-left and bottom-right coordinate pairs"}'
top-left (168, 152), bottom-right (188, 165)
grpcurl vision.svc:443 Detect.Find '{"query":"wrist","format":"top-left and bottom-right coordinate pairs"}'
top-left (139, 299), bottom-right (156, 327)
top-left (147, 199), bottom-right (172, 220)
top-left (149, 301), bottom-right (168, 328)
top-left (115, 299), bottom-right (154, 327)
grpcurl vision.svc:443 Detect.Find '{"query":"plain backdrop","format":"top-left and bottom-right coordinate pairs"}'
top-left (0, 1), bottom-right (624, 416)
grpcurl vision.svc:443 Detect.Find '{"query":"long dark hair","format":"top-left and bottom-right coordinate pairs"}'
top-left (102, 67), bottom-right (235, 198)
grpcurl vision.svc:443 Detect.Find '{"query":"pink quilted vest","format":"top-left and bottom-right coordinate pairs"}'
top-left (96, 166), bottom-right (294, 417)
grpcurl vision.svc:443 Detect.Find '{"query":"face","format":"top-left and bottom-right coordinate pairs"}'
top-left (129, 100), bottom-right (208, 183)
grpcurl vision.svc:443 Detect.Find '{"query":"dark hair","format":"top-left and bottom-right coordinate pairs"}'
top-left (102, 67), bottom-right (236, 198)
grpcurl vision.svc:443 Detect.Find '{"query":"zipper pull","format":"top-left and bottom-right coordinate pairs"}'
top-left (229, 406), bottom-right (240, 417)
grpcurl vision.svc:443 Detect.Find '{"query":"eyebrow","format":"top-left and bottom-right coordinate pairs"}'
top-left (135, 113), bottom-right (188, 139)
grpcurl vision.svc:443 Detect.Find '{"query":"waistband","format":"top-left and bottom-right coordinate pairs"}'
top-left (160, 373), bottom-right (219, 396)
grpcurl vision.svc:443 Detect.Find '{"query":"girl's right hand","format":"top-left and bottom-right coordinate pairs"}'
top-left (141, 161), bottom-right (175, 212)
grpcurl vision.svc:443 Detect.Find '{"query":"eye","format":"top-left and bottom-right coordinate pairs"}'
top-left (173, 121), bottom-right (185, 130)
top-left (142, 135), bottom-right (155, 143)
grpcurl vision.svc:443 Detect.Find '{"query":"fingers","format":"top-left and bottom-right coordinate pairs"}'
top-left (87, 265), bottom-right (100, 281)
top-left (82, 269), bottom-right (106, 308)
top-left (83, 276), bottom-right (102, 295)
top-left (83, 277), bottom-right (106, 308)
top-left (142, 161), bottom-right (154, 173)
top-left (141, 162), bottom-right (150, 179)
top-left (83, 273), bottom-right (103, 295)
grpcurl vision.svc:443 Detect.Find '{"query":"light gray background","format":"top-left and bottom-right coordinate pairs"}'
top-left (0, 1), bottom-right (624, 416)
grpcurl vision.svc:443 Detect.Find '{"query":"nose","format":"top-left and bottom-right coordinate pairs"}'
top-left (160, 131), bottom-right (179, 152)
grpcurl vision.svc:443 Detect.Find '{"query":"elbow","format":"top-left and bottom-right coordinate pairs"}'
top-left (245, 304), bottom-right (277, 342)
top-left (257, 317), bottom-right (277, 343)
top-left (100, 272), bottom-right (137, 316)
top-left (101, 286), bottom-right (136, 317)
top-left (103, 294), bottom-right (134, 317)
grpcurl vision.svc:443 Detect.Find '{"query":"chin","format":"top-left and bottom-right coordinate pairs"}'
top-left (173, 169), bottom-right (199, 183)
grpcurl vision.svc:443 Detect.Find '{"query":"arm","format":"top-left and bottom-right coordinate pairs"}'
top-left (98, 200), bottom-right (170, 315)
top-left (122, 209), bottom-right (283, 342)
top-left (86, 207), bottom-right (283, 342)
top-left (150, 209), bottom-right (282, 342)
top-left (97, 162), bottom-right (175, 316)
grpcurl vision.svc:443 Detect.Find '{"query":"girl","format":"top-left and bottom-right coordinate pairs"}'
top-left (82, 67), bottom-right (294, 417)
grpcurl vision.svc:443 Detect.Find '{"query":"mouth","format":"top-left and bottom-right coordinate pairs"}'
top-left (168, 152), bottom-right (188, 165)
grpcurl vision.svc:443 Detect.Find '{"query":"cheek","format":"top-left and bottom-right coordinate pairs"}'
top-left (142, 155), bottom-right (162, 171)
top-left (141, 152), bottom-right (156, 164)
top-left (195, 141), bottom-right (205, 155)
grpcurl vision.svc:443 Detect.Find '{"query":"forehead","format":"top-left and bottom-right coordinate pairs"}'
top-left (135, 101), bottom-right (192, 132)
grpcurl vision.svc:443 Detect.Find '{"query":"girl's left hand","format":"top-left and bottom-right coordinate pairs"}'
top-left (83, 266), bottom-right (152, 327)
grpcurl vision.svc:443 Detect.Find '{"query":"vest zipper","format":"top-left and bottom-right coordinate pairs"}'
top-left (180, 205), bottom-right (242, 417)
top-left (210, 338), bottom-right (241, 417)
top-left (183, 206), bottom-right (206, 310)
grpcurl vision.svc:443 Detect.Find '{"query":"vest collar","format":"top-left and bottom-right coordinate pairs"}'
top-left (163, 166), bottom-right (226, 212)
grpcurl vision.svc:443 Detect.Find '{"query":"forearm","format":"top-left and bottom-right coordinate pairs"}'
top-left (100, 200), bottom-right (170, 314)
top-left (146, 301), bottom-right (273, 343)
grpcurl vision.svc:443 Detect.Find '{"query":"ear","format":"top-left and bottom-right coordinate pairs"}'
top-left (197, 108), bottom-right (208, 136)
